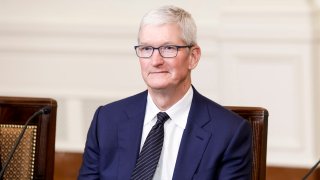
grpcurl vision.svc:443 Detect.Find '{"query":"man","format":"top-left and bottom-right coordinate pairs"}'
top-left (78, 5), bottom-right (252, 180)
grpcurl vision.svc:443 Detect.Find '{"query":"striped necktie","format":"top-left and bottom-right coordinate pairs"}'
top-left (131, 112), bottom-right (170, 180)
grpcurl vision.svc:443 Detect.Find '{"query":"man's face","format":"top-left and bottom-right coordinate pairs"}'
top-left (138, 23), bottom-right (198, 91)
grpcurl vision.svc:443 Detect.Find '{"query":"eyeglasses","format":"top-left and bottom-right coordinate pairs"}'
top-left (134, 45), bottom-right (193, 58)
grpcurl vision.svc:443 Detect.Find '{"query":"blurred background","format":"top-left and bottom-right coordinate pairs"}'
top-left (0, 0), bottom-right (319, 179)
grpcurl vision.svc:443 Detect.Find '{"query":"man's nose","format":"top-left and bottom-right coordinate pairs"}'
top-left (150, 49), bottom-right (164, 65)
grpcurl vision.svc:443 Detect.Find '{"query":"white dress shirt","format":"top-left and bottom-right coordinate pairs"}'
top-left (140, 87), bottom-right (193, 180)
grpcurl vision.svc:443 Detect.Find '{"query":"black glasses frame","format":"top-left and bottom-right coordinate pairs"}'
top-left (134, 45), bottom-right (193, 58)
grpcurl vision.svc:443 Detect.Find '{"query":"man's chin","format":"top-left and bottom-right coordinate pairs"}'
top-left (147, 83), bottom-right (169, 91)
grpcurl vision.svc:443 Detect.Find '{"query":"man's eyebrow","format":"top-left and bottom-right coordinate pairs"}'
top-left (138, 42), bottom-right (176, 46)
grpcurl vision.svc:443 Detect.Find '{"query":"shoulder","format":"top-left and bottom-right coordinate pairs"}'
top-left (88, 90), bottom-right (147, 129)
top-left (192, 88), bottom-right (252, 149)
top-left (192, 88), bottom-right (249, 131)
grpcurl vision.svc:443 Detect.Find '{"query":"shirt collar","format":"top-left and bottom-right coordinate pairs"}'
top-left (144, 87), bottom-right (193, 129)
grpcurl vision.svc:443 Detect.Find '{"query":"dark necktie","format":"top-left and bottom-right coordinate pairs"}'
top-left (131, 112), bottom-right (170, 180)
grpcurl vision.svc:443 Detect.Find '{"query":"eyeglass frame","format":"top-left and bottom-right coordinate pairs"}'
top-left (134, 44), bottom-right (193, 58)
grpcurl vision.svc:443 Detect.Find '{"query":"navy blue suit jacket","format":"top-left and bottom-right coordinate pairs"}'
top-left (78, 88), bottom-right (252, 180)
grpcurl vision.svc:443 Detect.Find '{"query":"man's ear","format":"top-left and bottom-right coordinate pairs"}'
top-left (188, 45), bottom-right (201, 70)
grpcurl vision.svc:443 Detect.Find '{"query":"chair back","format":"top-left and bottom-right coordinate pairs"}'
top-left (0, 96), bottom-right (57, 180)
top-left (225, 106), bottom-right (268, 180)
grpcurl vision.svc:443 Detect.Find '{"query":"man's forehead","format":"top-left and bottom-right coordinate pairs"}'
top-left (138, 24), bottom-right (183, 45)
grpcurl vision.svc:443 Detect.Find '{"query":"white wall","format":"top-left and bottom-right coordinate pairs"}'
top-left (0, 0), bottom-right (319, 168)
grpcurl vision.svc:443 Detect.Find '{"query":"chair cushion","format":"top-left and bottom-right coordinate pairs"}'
top-left (0, 124), bottom-right (37, 180)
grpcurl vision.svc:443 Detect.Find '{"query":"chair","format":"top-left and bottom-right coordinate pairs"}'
top-left (225, 106), bottom-right (268, 180)
top-left (0, 96), bottom-right (57, 180)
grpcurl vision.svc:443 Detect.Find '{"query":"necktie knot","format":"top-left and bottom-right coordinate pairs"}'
top-left (156, 112), bottom-right (170, 125)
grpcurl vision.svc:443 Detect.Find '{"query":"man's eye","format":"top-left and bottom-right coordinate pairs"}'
top-left (141, 47), bottom-right (153, 51)
top-left (163, 46), bottom-right (176, 50)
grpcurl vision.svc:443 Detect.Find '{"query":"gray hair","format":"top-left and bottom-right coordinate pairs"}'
top-left (138, 5), bottom-right (197, 45)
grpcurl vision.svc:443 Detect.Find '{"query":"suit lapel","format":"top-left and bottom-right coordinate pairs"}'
top-left (173, 88), bottom-right (212, 180)
top-left (117, 91), bottom-right (147, 179)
